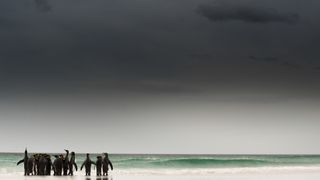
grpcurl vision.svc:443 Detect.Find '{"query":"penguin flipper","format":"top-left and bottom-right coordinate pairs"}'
top-left (74, 163), bottom-right (78, 171)
top-left (17, 159), bottom-right (24, 165)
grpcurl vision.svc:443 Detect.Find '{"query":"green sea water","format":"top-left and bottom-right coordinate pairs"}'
top-left (2, 153), bottom-right (320, 175)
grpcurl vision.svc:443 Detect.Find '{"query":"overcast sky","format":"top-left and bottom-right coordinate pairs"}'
top-left (0, 0), bottom-right (320, 154)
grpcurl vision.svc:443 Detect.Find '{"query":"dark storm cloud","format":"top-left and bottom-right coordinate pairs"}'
top-left (0, 17), bottom-right (14, 28)
top-left (313, 66), bottom-right (320, 71)
top-left (248, 56), bottom-right (302, 69)
top-left (196, 4), bottom-right (299, 24)
top-left (0, 0), bottom-right (319, 96)
top-left (189, 53), bottom-right (214, 60)
top-left (1, 0), bottom-right (320, 154)
top-left (280, 61), bottom-right (302, 69)
top-left (34, 0), bottom-right (52, 12)
top-left (249, 56), bottom-right (279, 62)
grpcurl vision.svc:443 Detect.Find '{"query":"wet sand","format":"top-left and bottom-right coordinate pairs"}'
top-left (1, 173), bottom-right (320, 180)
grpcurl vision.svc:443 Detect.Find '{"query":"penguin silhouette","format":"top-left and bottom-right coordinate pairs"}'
top-left (17, 148), bottom-right (30, 176)
top-left (96, 156), bottom-right (103, 176)
top-left (81, 153), bottom-right (96, 176)
top-left (102, 153), bottom-right (113, 176)
top-left (53, 155), bottom-right (63, 176)
top-left (63, 149), bottom-right (69, 175)
top-left (68, 151), bottom-right (78, 175)
top-left (45, 157), bottom-right (52, 175)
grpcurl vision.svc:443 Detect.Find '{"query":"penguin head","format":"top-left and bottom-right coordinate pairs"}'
top-left (59, 154), bottom-right (64, 159)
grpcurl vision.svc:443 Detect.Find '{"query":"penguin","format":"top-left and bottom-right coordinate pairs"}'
top-left (80, 153), bottom-right (96, 176)
top-left (27, 157), bottom-right (34, 175)
top-left (17, 148), bottom-right (29, 176)
top-left (102, 153), bottom-right (113, 176)
top-left (63, 149), bottom-right (69, 175)
top-left (33, 154), bottom-right (40, 175)
top-left (38, 155), bottom-right (47, 175)
top-left (45, 157), bottom-right (52, 175)
top-left (53, 155), bottom-right (63, 176)
top-left (68, 151), bottom-right (78, 176)
top-left (96, 156), bottom-right (103, 176)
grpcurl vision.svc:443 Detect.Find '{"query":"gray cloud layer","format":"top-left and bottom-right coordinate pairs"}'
top-left (0, 0), bottom-right (319, 97)
top-left (197, 4), bottom-right (299, 24)
top-left (248, 56), bottom-right (302, 69)
top-left (34, 0), bottom-right (52, 12)
top-left (0, 0), bottom-right (320, 154)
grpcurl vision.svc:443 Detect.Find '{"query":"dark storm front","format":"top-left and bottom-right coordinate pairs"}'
top-left (1, 0), bottom-right (320, 156)
top-left (16, 149), bottom-right (113, 176)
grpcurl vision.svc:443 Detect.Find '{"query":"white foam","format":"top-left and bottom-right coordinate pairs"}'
top-left (3, 166), bottom-right (320, 176)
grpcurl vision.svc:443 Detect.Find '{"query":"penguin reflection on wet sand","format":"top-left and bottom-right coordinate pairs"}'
top-left (81, 153), bottom-right (96, 176)
top-left (85, 178), bottom-right (110, 180)
top-left (96, 177), bottom-right (110, 180)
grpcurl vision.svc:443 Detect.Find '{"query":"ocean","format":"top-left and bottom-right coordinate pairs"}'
top-left (1, 153), bottom-right (320, 176)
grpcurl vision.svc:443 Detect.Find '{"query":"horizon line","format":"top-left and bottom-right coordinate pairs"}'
top-left (1, 151), bottom-right (320, 156)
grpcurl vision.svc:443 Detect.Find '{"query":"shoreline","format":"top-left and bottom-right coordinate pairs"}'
top-left (1, 173), bottom-right (320, 180)
top-left (2, 165), bottom-right (320, 176)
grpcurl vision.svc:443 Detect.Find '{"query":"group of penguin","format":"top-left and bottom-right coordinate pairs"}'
top-left (17, 149), bottom-right (113, 176)
top-left (81, 152), bottom-right (113, 176)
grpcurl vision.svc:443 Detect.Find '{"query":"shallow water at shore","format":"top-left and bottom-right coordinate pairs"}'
top-left (3, 153), bottom-right (320, 176)
top-left (2, 173), bottom-right (320, 180)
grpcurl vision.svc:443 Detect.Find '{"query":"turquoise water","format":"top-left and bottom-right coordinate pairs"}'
top-left (2, 153), bottom-right (320, 175)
